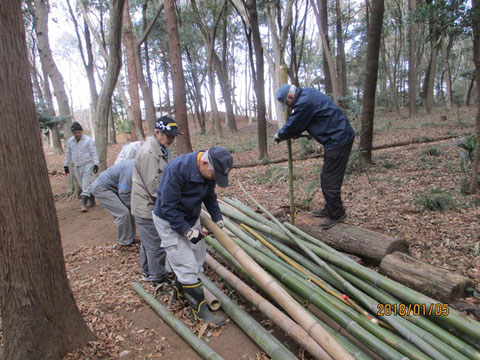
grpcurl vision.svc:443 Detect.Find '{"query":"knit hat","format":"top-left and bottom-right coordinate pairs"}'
top-left (71, 122), bottom-right (83, 132)
top-left (155, 116), bottom-right (180, 136)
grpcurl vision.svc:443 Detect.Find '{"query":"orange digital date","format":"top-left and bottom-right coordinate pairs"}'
top-left (376, 303), bottom-right (449, 317)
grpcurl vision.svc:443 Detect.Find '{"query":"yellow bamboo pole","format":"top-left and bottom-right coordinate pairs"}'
top-left (200, 212), bottom-right (354, 360)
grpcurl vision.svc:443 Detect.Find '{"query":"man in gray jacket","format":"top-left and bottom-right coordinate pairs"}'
top-left (64, 122), bottom-right (99, 212)
top-left (91, 159), bottom-right (136, 249)
top-left (131, 116), bottom-right (180, 287)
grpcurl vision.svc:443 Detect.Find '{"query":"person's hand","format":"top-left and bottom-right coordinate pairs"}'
top-left (216, 220), bottom-right (224, 229)
top-left (64, 166), bottom-right (69, 174)
top-left (93, 165), bottom-right (99, 174)
top-left (274, 134), bottom-right (282, 144)
top-left (185, 228), bottom-right (205, 244)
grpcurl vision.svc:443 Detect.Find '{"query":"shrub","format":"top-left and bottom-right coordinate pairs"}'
top-left (457, 135), bottom-right (477, 171)
top-left (416, 189), bottom-right (456, 211)
top-left (422, 146), bottom-right (444, 157)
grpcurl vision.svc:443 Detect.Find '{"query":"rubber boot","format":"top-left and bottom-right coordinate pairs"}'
top-left (170, 279), bottom-right (185, 306)
top-left (183, 280), bottom-right (225, 326)
top-left (80, 196), bottom-right (88, 212)
top-left (88, 194), bottom-right (96, 208)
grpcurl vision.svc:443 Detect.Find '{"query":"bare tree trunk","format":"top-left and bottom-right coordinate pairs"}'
top-left (360, 0), bottom-right (384, 164)
top-left (95, 0), bottom-right (126, 171)
top-left (108, 105), bottom-right (116, 145)
top-left (408, 0), bottom-right (417, 117)
top-left (0, 3), bottom-right (94, 359)
top-left (164, 0), bottom-right (193, 154)
top-left (381, 39), bottom-right (401, 114)
top-left (207, 64), bottom-right (222, 136)
top-left (470, 0), bottom-right (480, 194)
top-left (465, 74), bottom-right (475, 107)
top-left (441, 30), bottom-right (453, 108)
top-left (336, 0), bottom-right (348, 97)
top-left (319, 0), bottom-right (333, 94)
top-left (123, 0), bottom-right (145, 141)
top-left (161, 48), bottom-right (172, 117)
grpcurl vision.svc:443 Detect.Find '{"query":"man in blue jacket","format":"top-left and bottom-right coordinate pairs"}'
top-left (152, 147), bottom-right (233, 326)
top-left (91, 159), bottom-right (136, 249)
top-left (274, 84), bottom-right (355, 229)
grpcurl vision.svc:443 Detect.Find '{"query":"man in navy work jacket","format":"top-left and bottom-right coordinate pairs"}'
top-left (274, 84), bottom-right (355, 229)
top-left (91, 159), bottom-right (136, 250)
top-left (152, 147), bottom-right (233, 326)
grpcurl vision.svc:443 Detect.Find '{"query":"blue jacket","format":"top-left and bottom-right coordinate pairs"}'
top-left (278, 88), bottom-right (355, 150)
top-left (95, 159), bottom-right (134, 208)
top-left (153, 151), bottom-right (223, 235)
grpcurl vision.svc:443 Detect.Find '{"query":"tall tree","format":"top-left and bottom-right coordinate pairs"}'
top-left (95, 0), bottom-right (127, 171)
top-left (0, 2), bottom-right (94, 358)
top-left (319, 0), bottom-right (333, 94)
top-left (470, 0), bottom-right (480, 193)
top-left (164, 0), bottom-right (193, 154)
top-left (123, 0), bottom-right (145, 141)
top-left (360, 0), bottom-right (385, 164)
top-left (336, 0), bottom-right (348, 97)
top-left (408, 0), bottom-right (417, 117)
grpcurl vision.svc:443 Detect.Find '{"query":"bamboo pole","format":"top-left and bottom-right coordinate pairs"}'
top-left (200, 276), bottom-right (298, 360)
top-left (203, 287), bottom-right (221, 311)
top-left (200, 213), bottom-right (355, 360)
top-left (205, 253), bottom-right (333, 360)
top-left (221, 197), bottom-right (280, 230)
top-left (132, 282), bottom-right (224, 360)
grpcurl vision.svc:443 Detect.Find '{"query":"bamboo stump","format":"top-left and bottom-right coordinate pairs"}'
top-left (295, 215), bottom-right (408, 263)
top-left (379, 251), bottom-right (474, 302)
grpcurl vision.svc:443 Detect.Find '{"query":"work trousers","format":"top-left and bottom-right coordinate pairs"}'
top-left (91, 183), bottom-right (136, 245)
top-left (74, 163), bottom-right (94, 198)
top-left (321, 140), bottom-right (353, 219)
top-left (135, 216), bottom-right (167, 282)
top-left (153, 215), bottom-right (205, 285)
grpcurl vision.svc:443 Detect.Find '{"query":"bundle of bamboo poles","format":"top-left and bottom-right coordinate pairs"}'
top-left (199, 193), bottom-right (480, 360)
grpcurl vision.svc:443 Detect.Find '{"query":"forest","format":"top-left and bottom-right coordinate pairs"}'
top-left (0, 0), bottom-right (479, 359)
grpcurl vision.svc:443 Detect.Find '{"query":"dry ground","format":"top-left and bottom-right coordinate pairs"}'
top-left (41, 106), bottom-right (479, 359)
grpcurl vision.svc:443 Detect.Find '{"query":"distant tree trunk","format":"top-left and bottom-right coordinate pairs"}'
top-left (0, 3), bottom-right (94, 359)
top-left (441, 30), bottom-right (453, 108)
top-left (246, 0), bottom-right (268, 160)
top-left (108, 105), bottom-right (116, 145)
top-left (319, 0), bottom-right (333, 94)
top-left (164, 0), bottom-right (193, 154)
top-left (470, 0), bottom-right (480, 193)
top-left (408, 0), bottom-right (417, 117)
top-left (465, 74), bottom-right (475, 107)
top-left (360, 0), bottom-right (384, 164)
top-left (381, 39), bottom-right (401, 114)
top-left (123, 0), bottom-right (145, 141)
top-left (185, 48), bottom-right (206, 133)
top-left (207, 64), bottom-right (223, 136)
top-left (161, 49), bottom-right (172, 117)
top-left (95, 0), bottom-right (126, 171)
top-left (336, 0), bottom-right (347, 97)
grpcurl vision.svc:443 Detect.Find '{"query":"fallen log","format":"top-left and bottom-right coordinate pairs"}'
top-left (379, 252), bottom-right (474, 302)
top-left (295, 215), bottom-right (408, 263)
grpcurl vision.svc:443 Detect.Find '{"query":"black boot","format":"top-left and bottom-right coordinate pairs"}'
top-left (170, 279), bottom-right (185, 305)
top-left (80, 196), bottom-right (88, 212)
top-left (183, 280), bottom-right (225, 326)
top-left (88, 194), bottom-right (96, 208)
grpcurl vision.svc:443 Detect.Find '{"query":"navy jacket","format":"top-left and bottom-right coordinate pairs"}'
top-left (95, 159), bottom-right (134, 208)
top-left (153, 151), bottom-right (223, 235)
top-left (278, 88), bottom-right (355, 150)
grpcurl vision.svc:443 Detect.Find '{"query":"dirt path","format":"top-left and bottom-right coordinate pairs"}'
top-left (51, 176), bottom-right (264, 359)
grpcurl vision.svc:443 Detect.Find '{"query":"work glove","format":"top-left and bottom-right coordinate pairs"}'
top-left (64, 166), bottom-right (69, 174)
top-left (216, 220), bottom-right (224, 229)
top-left (273, 134), bottom-right (282, 144)
top-left (93, 165), bottom-right (99, 174)
top-left (185, 228), bottom-right (205, 244)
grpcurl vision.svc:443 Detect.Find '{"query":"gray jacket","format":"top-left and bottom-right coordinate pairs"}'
top-left (131, 136), bottom-right (169, 219)
top-left (64, 134), bottom-right (99, 167)
top-left (94, 159), bottom-right (135, 208)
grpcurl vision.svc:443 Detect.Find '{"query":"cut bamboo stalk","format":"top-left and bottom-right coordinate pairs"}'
top-left (205, 253), bottom-right (333, 360)
top-left (200, 276), bottom-right (298, 360)
top-left (133, 282), bottom-right (224, 360)
top-left (203, 286), bottom-right (221, 311)
top-left (200, 213), bottom-right (355, 360)
top-left (222, 197), bottom-right (280, 230)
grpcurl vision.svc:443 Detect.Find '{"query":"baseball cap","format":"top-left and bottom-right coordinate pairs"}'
top-left (71, 121), bottom-right (83, 132)
top-left (275, 84), bottom-right (297, 111)
top-left (208, 147), bottom-right (233, 188)
top-left (155, 116), bottom-right (180, 136)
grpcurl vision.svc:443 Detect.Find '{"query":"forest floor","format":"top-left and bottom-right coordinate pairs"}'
top-left (42, 106), bottom-right (479, 359)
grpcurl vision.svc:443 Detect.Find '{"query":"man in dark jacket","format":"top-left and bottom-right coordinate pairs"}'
top-left (152, 147), bottom-right (233, 326)
top-left (274, 84), bottom-right (355, 229)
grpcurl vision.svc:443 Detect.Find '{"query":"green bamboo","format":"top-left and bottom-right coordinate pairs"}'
top-left (277, 224), bottom-right (480, 341)
top-left (234, 187), bottom-right (448, 360)
top-left (266, 236), bottom-right (472, 360)
top-left (221, 197), bottom-right (280, 230)
top-left (230, 238), bottom-right (418, 360)
top-left (132, 282), bottom-right (224, 360)
top-left (200, 276), bottom-right (298, 360)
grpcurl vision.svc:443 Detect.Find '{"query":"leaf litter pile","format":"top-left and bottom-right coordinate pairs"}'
top-left (38, 107), bottom-right (479, 359)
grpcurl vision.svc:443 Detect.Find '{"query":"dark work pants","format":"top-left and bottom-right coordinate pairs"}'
top-left (320, 140), bottom-right (353, 219)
